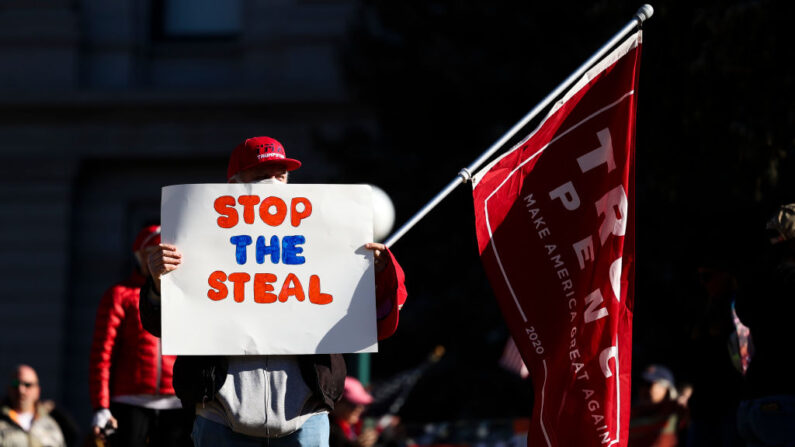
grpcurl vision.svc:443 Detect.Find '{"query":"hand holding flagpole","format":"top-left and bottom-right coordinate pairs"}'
top-left (383, 4), bottom-right (653, 248)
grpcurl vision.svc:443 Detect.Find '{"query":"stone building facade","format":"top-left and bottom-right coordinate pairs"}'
top-left (0, 0), bottom-right (370, 426)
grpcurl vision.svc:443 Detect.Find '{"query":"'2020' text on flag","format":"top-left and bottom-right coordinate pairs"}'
top-left (472, 31), bottom-right (642, 447)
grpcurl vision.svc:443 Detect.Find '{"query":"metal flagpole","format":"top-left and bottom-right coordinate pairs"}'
top-left (383, 4), bottom-right (654, 248)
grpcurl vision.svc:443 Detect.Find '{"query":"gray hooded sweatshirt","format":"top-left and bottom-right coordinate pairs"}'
top-left (196, 355), bottom-right (326, 438)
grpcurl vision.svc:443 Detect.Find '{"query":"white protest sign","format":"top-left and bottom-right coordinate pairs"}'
top-left (160, 183), bottom-right (377, 355)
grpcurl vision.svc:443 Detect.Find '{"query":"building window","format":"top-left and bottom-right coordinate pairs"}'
top-left (155, 0), bottom-right (242, 39)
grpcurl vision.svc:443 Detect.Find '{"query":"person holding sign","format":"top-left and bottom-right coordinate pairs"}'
top-left (139, 136), bottom-right (407, 447)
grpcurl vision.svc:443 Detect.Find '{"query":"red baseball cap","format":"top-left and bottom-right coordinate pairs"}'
top-left (226, 136), bottom-right (302, 180)
top-left (132, 225), bottom-right (161, 252)
top-left (343, 377), bottom-right (373, 405)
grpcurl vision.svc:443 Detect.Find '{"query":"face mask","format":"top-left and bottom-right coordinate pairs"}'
top-left (253, 177), bottom-right (285, 184)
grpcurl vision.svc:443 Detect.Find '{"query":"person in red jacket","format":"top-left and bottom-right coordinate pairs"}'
top-left (89, 224), bottom-right (193, 446)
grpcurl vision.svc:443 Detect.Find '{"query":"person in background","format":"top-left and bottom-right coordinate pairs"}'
top-left (683, 252), bottom-right (745, 447)
top-left (0, 364), bottom-right (65, 447)
top-left (89, 225), bottom-right (192, 446)
top-left (735, 203), bottom-right (795, 446)
top-left (330, 377), bottom-right (378, 447)
top-left (37, 400), bottom-right (79, 447)
top-left (629, 364), bottom-right (686, 447)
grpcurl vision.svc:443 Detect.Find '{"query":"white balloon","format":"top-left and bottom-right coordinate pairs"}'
top-left (369, 184), bottom-right (395, 242)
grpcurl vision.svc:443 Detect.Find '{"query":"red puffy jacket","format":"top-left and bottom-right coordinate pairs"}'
top-left (89, 271), bottom-right (176, 410)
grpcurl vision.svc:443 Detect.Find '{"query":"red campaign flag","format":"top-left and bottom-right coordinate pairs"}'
top-left (472, 31), bottom-right (641, 447)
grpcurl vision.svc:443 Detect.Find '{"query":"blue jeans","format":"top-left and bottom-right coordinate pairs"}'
top-left (191, 414), bottom-right (329, 447)
top-left (737, 395), bottom-right (795, 447)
